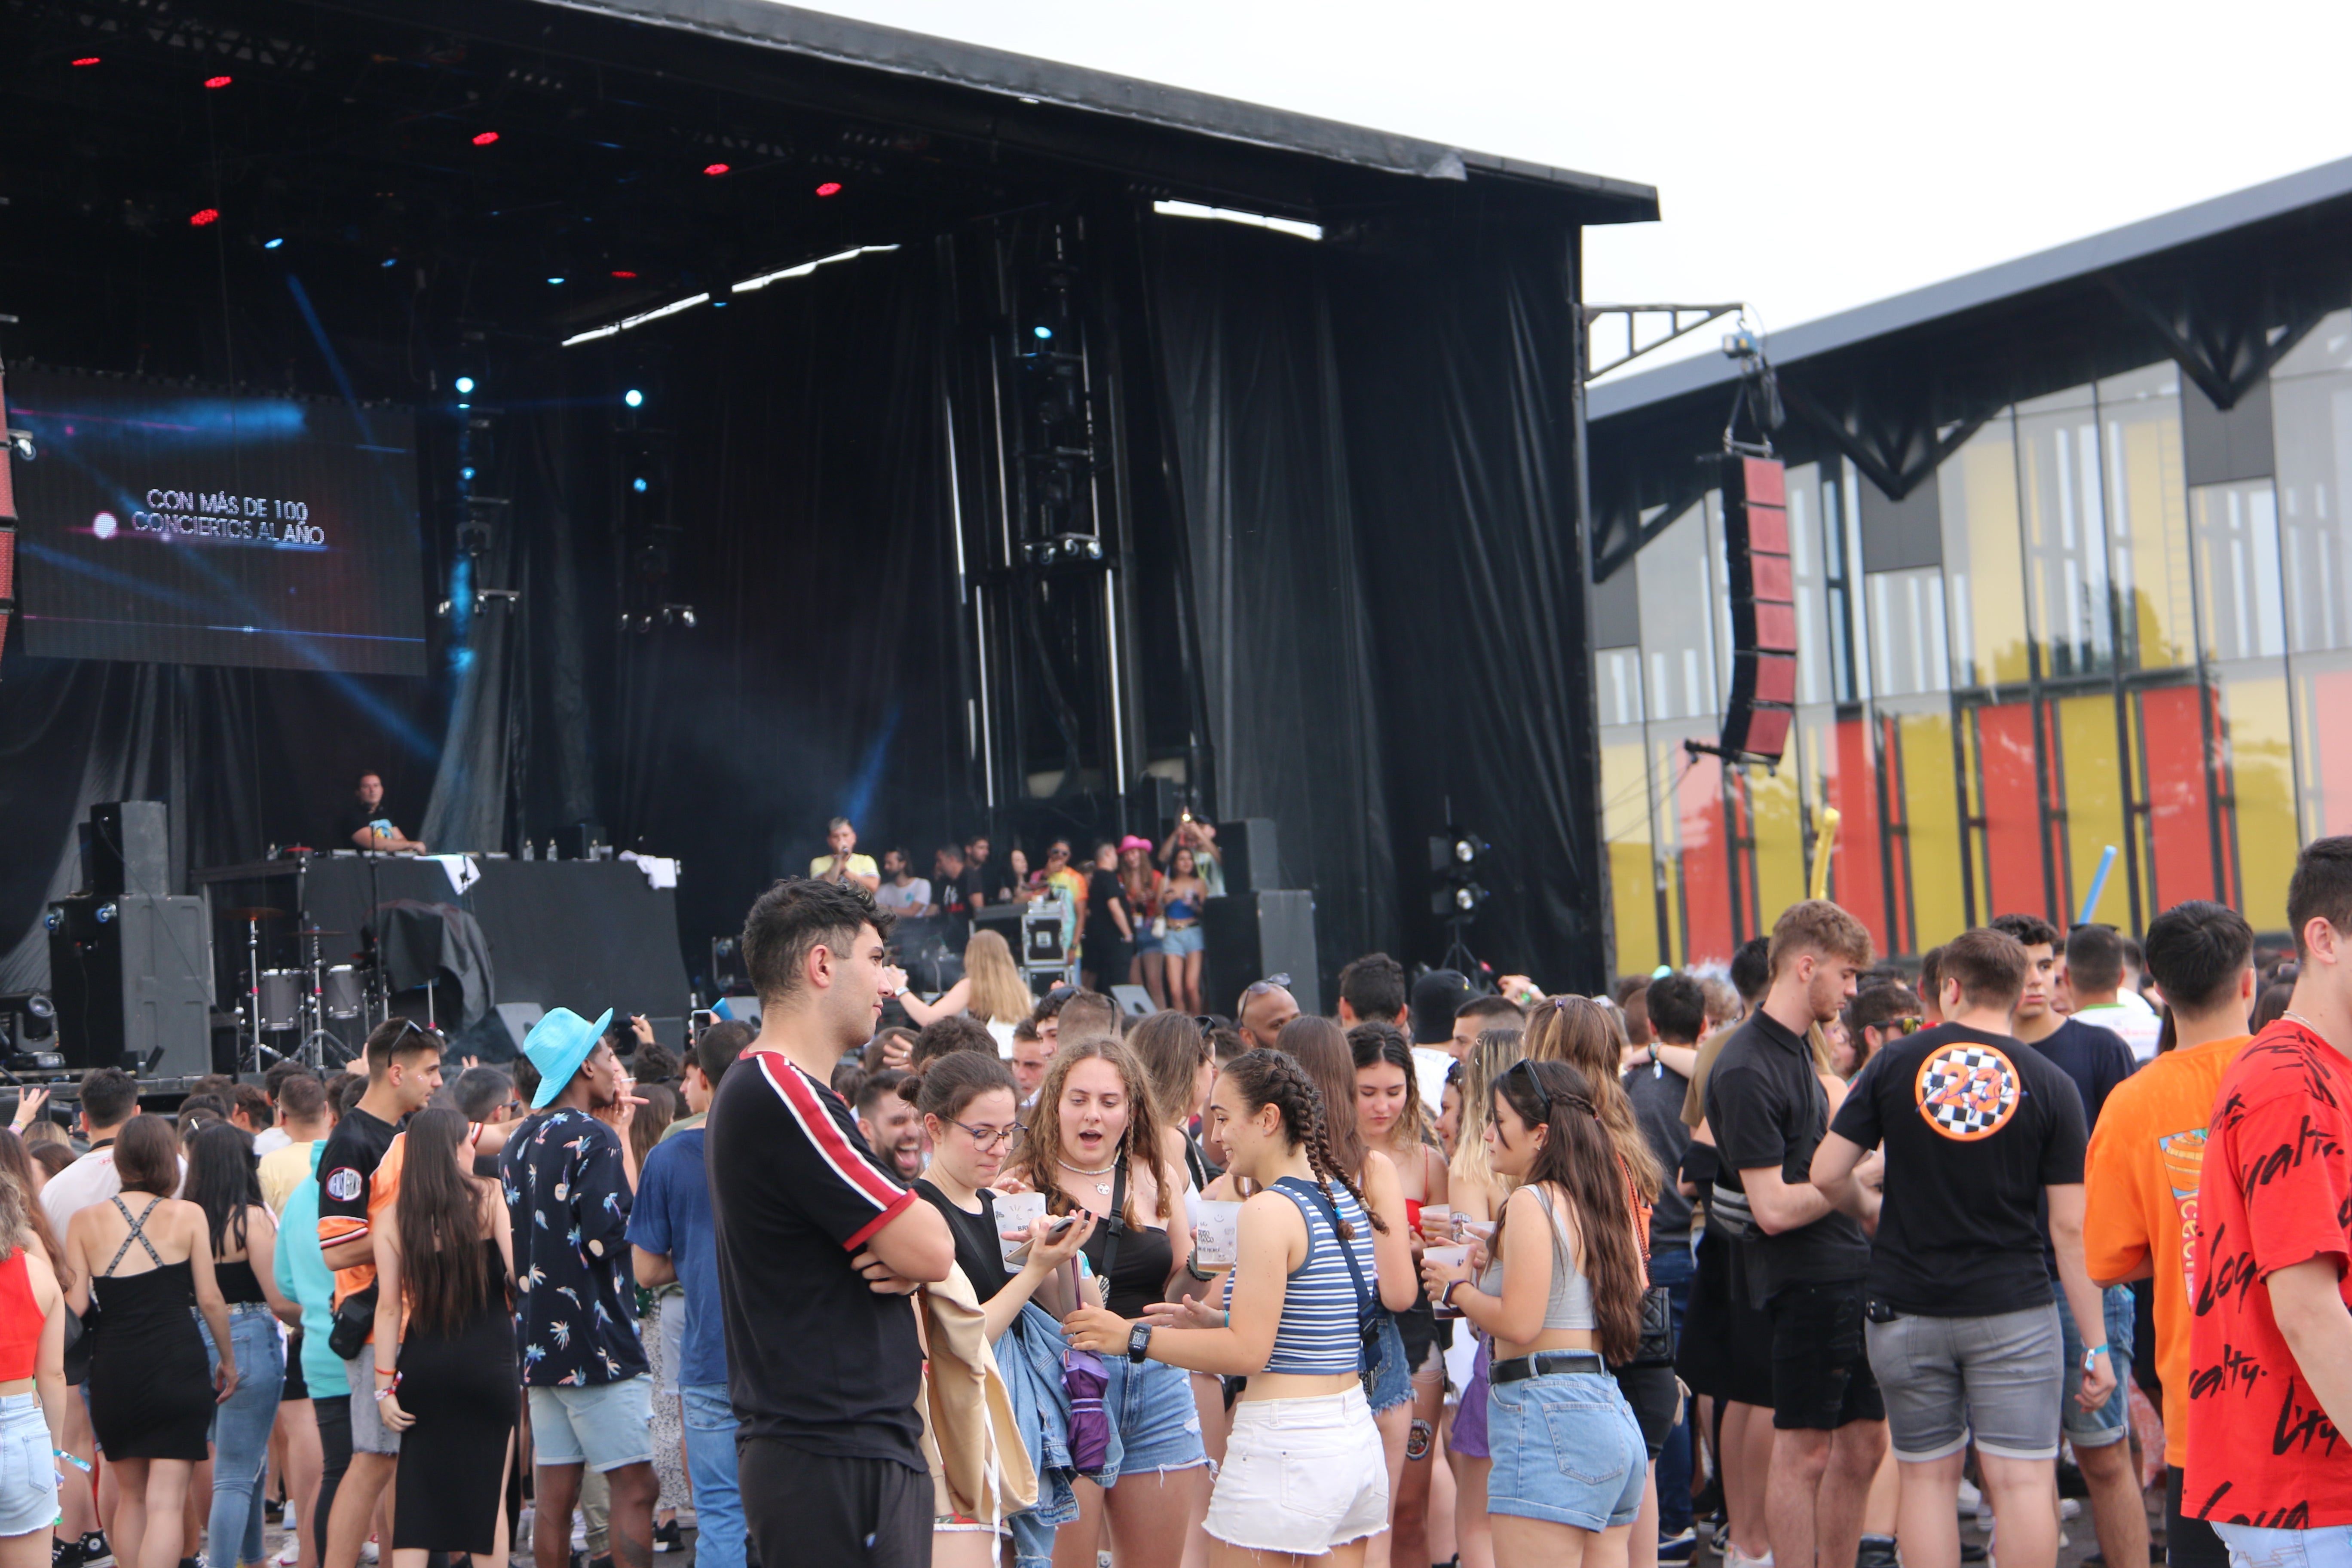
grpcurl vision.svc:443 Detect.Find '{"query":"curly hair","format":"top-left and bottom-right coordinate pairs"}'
top-left (1218, 1049), bottom-right (1384, 1240)
top-left (1522, 996), bottom-right (1662, 1204)
top-left (1005, 1037), bottom-right (1176, 1228)
top-left (1490, 1058), bottom-right (1647, 1365)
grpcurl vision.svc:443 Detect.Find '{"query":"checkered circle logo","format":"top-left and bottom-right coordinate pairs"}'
top-left (1913, 1042), bottom-right (2021, 1141)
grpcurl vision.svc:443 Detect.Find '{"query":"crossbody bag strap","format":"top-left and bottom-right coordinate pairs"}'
top-left (1095, 1158), bottom-right (1128, 1293)
top-left (1295, 1181), bottom-right (1376, 1335)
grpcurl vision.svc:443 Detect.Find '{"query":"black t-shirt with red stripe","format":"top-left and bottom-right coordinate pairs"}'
top-left (705, 1047), bottom-right (922, 1470)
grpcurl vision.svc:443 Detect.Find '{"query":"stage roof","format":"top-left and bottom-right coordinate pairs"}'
top-left (540, 0), bottom-right (1660, 220)
top-left (1589, 151), bottom-right (2352, 420)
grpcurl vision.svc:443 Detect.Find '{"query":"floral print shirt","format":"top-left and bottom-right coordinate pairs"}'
top-left (500, 1107), bottom-right (646, 1387)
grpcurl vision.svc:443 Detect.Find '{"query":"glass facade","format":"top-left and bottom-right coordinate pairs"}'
top-left (1596, 324), bottom-right (2352, 968)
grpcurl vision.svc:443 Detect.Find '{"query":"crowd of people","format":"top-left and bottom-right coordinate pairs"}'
top-left (0, 836), bottom-right (2342, 1568)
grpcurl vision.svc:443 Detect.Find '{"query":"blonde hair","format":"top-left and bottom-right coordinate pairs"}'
top-left (1448, 1029), bottom-right (1525, 1197)
top-left (1522, 995), bottom-right (1663, 1203)
top-left (962, 930), bottom-right (1031, 1026)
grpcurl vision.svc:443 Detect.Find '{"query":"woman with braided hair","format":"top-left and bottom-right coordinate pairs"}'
top-left (1524, 998), bottom-right (1679, 1568)
top-left (1421, 1058), bottom-right (1647, 1568)
top-left (1066, 1049), bottom-right (1392, 1565)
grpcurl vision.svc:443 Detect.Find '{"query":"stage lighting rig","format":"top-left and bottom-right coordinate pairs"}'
top-left (0, 993), bottom-right (54, 1054)
top-left (1427, 813), bottom-right (1493, 978)
top-left (1021, 533), bottom-right (1104, 567)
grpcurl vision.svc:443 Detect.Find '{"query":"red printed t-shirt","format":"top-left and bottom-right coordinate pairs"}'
top-left (2183, 1020), bottom-right (2352, 1528)
top-left (2081, 1032), bottom-right (2251, 1466)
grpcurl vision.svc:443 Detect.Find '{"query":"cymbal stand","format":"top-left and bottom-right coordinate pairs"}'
top-left (241, 913), bottom-right (265, 1077)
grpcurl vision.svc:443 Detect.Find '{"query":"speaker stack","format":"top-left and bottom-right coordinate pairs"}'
top-left (46, 802), bottom-right (213, 1077)
top-left (1717, 455), bottom-right (1796, 765)
top-left (1200, 819), bottom-right (1321, 1017)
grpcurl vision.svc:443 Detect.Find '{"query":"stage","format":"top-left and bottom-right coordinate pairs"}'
top-left (0, 0), bottom-right (1657, 1025)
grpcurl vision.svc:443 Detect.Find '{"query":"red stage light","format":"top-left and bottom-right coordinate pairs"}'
top-left (190, 208), bottom-right (220, 227)
top-left (72, 57), bottom-right (101, 67)
top-left (205, 75), bottom-right (232, 89)
top-left (704, 163), bottom-right (729, 177)
top-left (610, 270), bottom-right (637, 279)
top-left (473, 131), bottom-right (500, 146)
top-left (815, 181), bottom-right (843, 197)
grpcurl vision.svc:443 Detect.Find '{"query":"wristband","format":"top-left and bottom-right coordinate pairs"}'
top-left (54, 1450), bottom-right (91, 1474)
top-left (1441, 1279), bottom-right (1464, 1308)
top-left (2082, 1343), bottom-right (2107, 1372)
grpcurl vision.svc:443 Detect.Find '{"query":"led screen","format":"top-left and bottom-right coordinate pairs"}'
top-left (5, 368), bottom-right (428, 674)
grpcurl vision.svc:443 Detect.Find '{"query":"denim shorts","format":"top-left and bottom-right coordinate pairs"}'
top-left (1485, 1369), bottom-right (1647, 1531)
top-left (1159, 925), bottom-right (1205, 958)
top-left (1100, 1357), bottom-right (1206, 1480)
top-left (2058, 1282), bottom-right (2135, 1448)
top-left (0, 1393), bottom-right (56, 1537)
top-left (528, 1376), bottom-right (652, 1471)
top-left (2214, 1523), bottom-right (2352, 1568)
top-left (1366, 1313), bottom-right (1411, 1414)
top-left (1864, 1303), bottom-right (2061, 1462)
top-left (1207, 1390), bottom-right (1388, 1555)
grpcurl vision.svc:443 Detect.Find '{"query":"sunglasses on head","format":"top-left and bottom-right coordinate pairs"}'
top-left (1243, 974), bottom-right (1291, 997)
top-left (1507, 1057), bottom-right (1553, 1120)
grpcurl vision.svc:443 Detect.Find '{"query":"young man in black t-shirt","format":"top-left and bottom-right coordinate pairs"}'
top-left (314, 1020), bottom-right (442, 1568)
top-left (1813, 927), bottom-right (2113, 1568)
top-left (1704, 900), bottom-right (1885, 1568)
top-left (1988, 913), bottom-right (2147, 1568)
top-left (706, 879), bottom-right (954, 1568)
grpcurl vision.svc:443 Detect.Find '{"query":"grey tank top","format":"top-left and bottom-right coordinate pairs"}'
top-left (1476, 1184), bottom-right (1596, 1332)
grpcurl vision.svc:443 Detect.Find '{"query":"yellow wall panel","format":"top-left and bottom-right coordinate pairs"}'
top-left (2219, 676), bottom-right (2299, 932)
top-left (1896, 710), bottom-right (1968, 949)
top-left (2056, 693), bottom-right (2130, 922)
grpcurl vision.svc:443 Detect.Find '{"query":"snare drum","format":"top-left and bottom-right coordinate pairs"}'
top-left (322, 965), bottom-right (362, 1020)
top-left (256, 970), bottom-right (303, 1032)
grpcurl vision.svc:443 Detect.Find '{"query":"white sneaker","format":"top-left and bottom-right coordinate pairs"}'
top-left (273, 1540), bottom-right (300, 1567)
top-left (1956, 1477), bottom-right (1983, 1511)
top-left (1726, 1547), bottom-right (1775, 1568)
top-left (358, 1540), bottom-right (377, 1565)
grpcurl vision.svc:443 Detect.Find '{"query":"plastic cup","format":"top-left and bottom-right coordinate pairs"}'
top-left (1418, 1204), bottom-right (1452, 1244)
top-left (1426, 1245), bottom-right (1470, 1317)
top-left (1194, 1200), bottom-right (1242, 1268)
top-left (995, 1191), bottom-right (1046, 1269)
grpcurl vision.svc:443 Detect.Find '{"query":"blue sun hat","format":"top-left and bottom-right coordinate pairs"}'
top-left (523, 1006), bottom-right (614, 1109)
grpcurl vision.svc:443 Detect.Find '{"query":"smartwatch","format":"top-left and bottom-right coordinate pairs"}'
top-left (1127, 1322), bottom-right (1153, 1365)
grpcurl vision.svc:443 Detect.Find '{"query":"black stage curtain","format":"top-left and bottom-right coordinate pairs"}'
top-left (1144, 219), bottom-right (1401, 983)
top-left (1144, 215), bottom-right (1603, 991)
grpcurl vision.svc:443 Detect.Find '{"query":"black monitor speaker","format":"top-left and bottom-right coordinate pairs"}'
top-left (46, 893), bottom-right (211, 1076)
top-left (1202, 890), bottom-right (1320, 1019)
top-left (1213, 819), bottom-right (1281, 895)
top-left (87, 802), bottom-right (171, 896)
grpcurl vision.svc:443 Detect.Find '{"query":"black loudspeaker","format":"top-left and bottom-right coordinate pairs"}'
top-left (1134, 775), bottom-right (1184, 837)
top-left (1202, 891), bottom-right (1320, 1020)
top-left (87, 802), bottom-right (171, 896)
top-left (1213, 819), bottom-right (1281, 894)
top-left (1718, 456), bottom-right (1796, 764)
top-left (46, 894), bottom-right (212, 1076)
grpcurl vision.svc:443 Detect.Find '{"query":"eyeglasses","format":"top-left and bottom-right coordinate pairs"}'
top-left (1508, 1057), bottom-right (1552, 1120)
top-left (953, 1119), bottom-right (1021, 1151)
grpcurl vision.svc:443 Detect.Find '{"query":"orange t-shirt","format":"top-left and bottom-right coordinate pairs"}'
top-left (2080, 1032), bottom-right (2250, 1466)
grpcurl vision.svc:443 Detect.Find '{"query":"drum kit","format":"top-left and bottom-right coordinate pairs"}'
top-left (217, 905), bottom-right (375, 1070)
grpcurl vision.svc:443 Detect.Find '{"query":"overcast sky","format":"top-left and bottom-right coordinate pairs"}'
top-left (794, 0), bottom-right (2352, 382)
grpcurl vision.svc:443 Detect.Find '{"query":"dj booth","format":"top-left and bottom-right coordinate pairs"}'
top-left (194, 853), bottom-right (692, 1064)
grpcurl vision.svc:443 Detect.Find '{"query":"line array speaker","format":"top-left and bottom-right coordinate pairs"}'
top-left (1718, 455), bottom-right (1795, 764)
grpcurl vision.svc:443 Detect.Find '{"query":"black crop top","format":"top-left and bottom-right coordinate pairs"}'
top-left (213, 1258), bottom-right (266, 1305)
top-left (1079, 1214), bottom-right (1173, 1319)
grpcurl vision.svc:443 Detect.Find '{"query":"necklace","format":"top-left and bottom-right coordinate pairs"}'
top-left (1057, 1156), bottom-right (1116, 1197)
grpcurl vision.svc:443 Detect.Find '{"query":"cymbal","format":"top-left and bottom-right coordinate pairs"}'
top-left (219, 906), bottom-right (286, 922)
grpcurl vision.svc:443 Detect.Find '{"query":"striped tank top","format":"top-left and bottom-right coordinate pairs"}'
top-left (1223, 1175), bottom-right (1378, 1375)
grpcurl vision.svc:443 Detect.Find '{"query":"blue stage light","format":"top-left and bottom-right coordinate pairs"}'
top-left (462, 466), bottom-right (476, 481)
top-left (633, 477), bottom-right (649, 493)
top-left (1033, 325), bottom-right (1053, 340)
top-left (455, 376), bottom-right (475, 395)
top-left (548, 276), bottom-right (564, 285)
top-left (624, 389), bottom-right (645, 408)
top-left (264, 237), bottom-right (284, 250)
top-left (381, 257), bottom-right (397, 268)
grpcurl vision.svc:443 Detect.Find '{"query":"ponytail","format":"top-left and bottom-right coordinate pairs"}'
top-left (1489, 1058), bottom-right (1645, 1365)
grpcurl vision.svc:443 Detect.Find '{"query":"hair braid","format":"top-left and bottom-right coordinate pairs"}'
top-left (1227, 1049), bottom-right (1388, 1238)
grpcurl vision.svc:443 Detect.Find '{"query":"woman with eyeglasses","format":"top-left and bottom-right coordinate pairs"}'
top-left (1421, 1060), bottom-right (1648, 1568)
top-left (1158, 847), bottom-right (1210, 1017)
top-left (909, 1052), bottom-right (1096, 1567)
top-left (1010, 1040), bottom-right (1205, 1568)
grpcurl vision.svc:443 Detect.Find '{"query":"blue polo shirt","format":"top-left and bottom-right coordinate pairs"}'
top-left (626, 1125), bottom-right (726, 1387)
